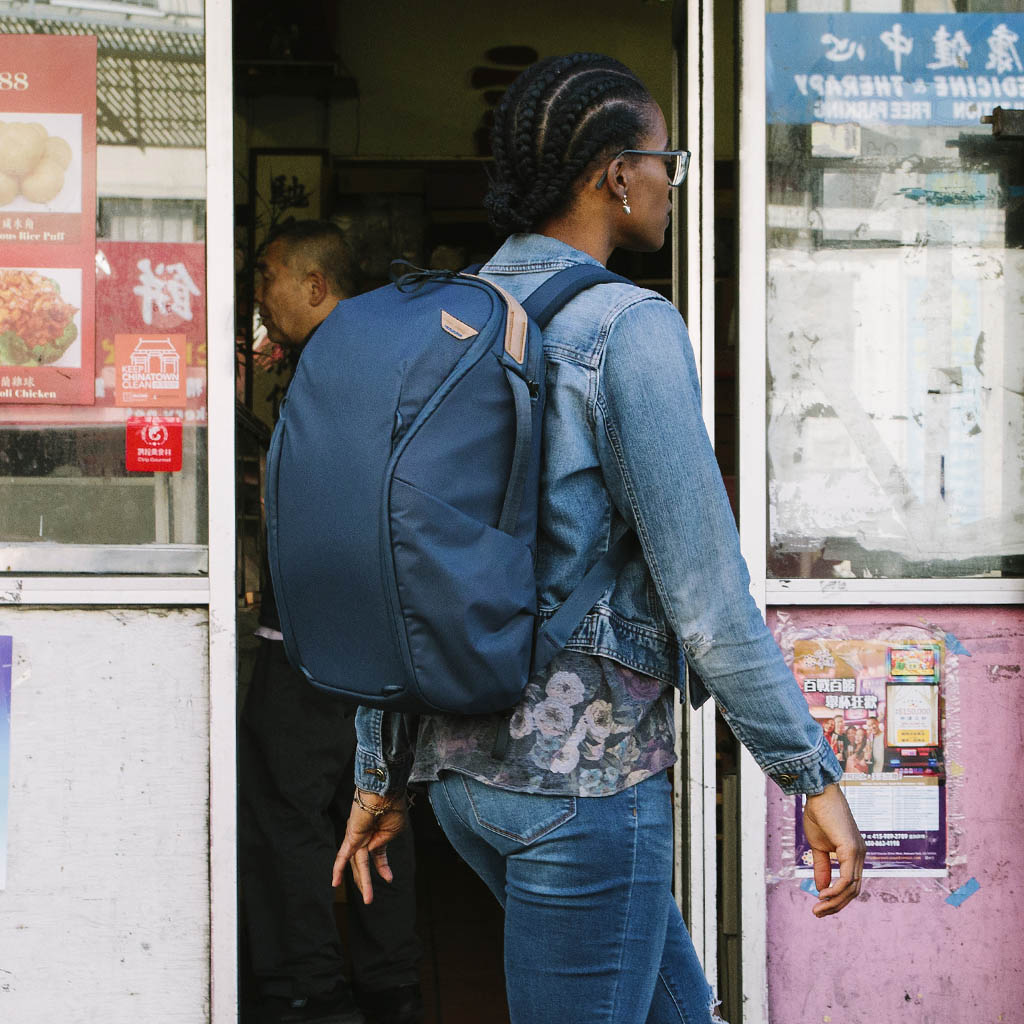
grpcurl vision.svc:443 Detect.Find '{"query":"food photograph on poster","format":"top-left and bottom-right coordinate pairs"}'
top-left (0, 113), bottom-right (82, 215)
top-left (0, 266), bottom-right (81, 372)
top-left (0, 35), bottom-right (95, 406)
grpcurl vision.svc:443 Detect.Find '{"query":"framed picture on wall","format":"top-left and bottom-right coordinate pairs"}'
top-left (248, 148), bottom-right (329, 253)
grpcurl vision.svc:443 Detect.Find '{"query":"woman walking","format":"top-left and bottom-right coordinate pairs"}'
top-left (335, 53), bottom-right (864, 1024)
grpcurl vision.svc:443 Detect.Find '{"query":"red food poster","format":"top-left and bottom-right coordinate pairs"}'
top-left (126, 416), bottom-right (183, 472)
top-left (0, 241), bottom-right (207, 427)
top-left (0, 35), bottom-right (97, 405)
top-left (114, 333), bottom-right (188, 408)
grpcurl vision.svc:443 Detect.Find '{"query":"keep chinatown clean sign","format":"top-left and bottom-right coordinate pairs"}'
top-left (767, 13), bottom-right (1024, 126)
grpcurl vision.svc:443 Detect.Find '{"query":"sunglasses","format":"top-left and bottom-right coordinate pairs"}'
top-left (595, 149), bottom-right (691, 190)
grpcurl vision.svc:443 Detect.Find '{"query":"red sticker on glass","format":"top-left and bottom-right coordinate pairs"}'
top-left (126, 416), bottom-right (182, 472)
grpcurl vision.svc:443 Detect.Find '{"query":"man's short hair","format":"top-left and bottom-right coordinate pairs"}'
top-left (265, 219), bottom-right (354, 298)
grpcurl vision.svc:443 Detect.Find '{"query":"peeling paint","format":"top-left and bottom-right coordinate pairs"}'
top-left (987, 664), bottom-right (1021, 680)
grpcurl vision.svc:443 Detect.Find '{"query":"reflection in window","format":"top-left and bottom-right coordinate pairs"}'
top-left (765, 6), bottom-right (1024, 578)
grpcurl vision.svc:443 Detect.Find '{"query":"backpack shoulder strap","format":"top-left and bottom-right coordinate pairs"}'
top-left (521, 264), bottom-right (630, 328)
top-left (494, 263), bottom-right (629, 536)
top-left (524, 262), bottom-right (639, 670)
top-left (532, 532), bottom-right (641, 673)
top-left (491, 264), bottom-right (641, 758)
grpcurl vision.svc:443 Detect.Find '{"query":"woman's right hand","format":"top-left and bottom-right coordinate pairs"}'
top-left (332, 789), bottom-right (408, 904)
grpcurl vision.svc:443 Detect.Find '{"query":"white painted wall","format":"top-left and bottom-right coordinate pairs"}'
top-left (0, 607), bottom-right (210, 1023)
top-left (98, 146), bottom-right (206, 199)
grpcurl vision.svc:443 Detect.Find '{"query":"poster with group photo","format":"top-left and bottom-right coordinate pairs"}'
top-left (791, 638), bottom-right (947, 876)
top-left (0, 35), bottom-right (96, 405)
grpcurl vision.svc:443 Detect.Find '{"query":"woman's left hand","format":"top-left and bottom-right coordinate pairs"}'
top-left (802, 783), bottom-right (866, 917)
top-left (332, 790), bottom-right (408, 904)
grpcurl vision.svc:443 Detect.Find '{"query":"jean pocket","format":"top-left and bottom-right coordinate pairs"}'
top-left (462, 776), bottom-right (577, 845)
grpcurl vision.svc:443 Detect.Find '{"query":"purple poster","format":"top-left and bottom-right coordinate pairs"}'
top-left (791, 637), bottom-right (946, 875)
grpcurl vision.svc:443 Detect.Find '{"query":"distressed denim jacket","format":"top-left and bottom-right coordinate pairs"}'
top-left (355, 234), bottom-right (842, 798)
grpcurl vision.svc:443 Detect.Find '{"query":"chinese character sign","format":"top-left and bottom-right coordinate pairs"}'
top-left (96, 242), bottom-right (206, 423)
top-left (768, 13), bottom-right (1024, 126)
top-left (133, 258), bottom-right (201, 328)
top-left (96, 243), bottom-right (206, 350)
top-left (0, 35), bottom-right (97, 405)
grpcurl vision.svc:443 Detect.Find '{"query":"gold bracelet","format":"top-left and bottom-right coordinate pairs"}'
top-left (353, 788), bottom-right (407, 818)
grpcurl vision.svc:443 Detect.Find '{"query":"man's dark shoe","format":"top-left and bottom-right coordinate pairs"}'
top-left (355, 983), bottom-right (424, 1024)
top-left (258, 979), bottom-right (368, 1024)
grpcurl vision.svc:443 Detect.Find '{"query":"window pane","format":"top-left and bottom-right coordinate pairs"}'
top-left (0, 1), bottom-right (208, 566)
top-left (765, 4), bottom-right (1024, 578)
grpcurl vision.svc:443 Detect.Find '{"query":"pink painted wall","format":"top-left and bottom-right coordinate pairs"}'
top-left (765, 606), bottom-right (1023, 1024)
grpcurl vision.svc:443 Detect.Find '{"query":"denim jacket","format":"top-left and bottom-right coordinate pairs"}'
top-left (355, 234), bottom-right (842, 798)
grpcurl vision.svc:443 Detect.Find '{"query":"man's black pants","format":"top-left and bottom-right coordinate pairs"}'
top-left (238, 639), bottom-right (421, 1000)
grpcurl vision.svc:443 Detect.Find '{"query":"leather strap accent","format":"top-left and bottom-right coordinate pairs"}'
top-left (463, 273), bottom-right (529, 364)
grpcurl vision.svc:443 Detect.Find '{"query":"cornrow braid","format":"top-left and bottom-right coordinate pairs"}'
top-left (485, 53), bottom-right (653, 236)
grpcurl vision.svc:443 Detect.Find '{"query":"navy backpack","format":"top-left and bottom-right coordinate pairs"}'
top-left (266, 262), bottom-right (633, 719)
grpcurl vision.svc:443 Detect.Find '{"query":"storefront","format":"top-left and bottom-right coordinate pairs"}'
top-left (0, 1), bottom-right (236, 1020)
top-left (1, 1), bottom-right (1022, 1022)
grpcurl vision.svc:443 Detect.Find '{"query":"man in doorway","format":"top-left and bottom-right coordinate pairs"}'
top-left (239, 220), bottom-right (423, 1024)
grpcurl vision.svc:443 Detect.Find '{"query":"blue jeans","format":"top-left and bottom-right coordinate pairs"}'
top-left (427, 770), bottom-right (716, 1024)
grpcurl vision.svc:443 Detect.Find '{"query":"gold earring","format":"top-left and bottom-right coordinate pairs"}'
top-left (622, 191), bottom-right (631, 215)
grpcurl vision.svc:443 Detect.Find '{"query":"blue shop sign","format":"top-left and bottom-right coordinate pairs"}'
top-left (768, 13), bottom-right (1024, 126)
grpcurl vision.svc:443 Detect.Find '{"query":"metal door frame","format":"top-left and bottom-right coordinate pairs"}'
top-left (206, 0), bottom-right (238, 1019)
top-left (675, 0), bottom-right (720, 995)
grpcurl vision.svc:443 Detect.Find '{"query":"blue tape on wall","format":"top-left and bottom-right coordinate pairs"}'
top-left (945, 877), bottom-right (981, 907)
top-left (800, 878), bottom-right (820, 897)
top-left (943, 632), bottom-right (972, 657)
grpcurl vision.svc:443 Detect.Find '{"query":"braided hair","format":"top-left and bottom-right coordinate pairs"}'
top-left (485, 53), bottom-right (654, 236)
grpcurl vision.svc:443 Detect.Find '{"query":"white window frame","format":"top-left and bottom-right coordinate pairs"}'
top-left (205, 0), bottom-right (237, 1019)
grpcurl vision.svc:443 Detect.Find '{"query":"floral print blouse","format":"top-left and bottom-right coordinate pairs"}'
top-left (410, 650), bottom-right (677, 796)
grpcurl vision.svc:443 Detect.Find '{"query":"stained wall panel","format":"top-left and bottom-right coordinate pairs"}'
top-left (765, 606), bottom-right (1024, 1024)
top-left (0, 607), bottom-right (209, 1023)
